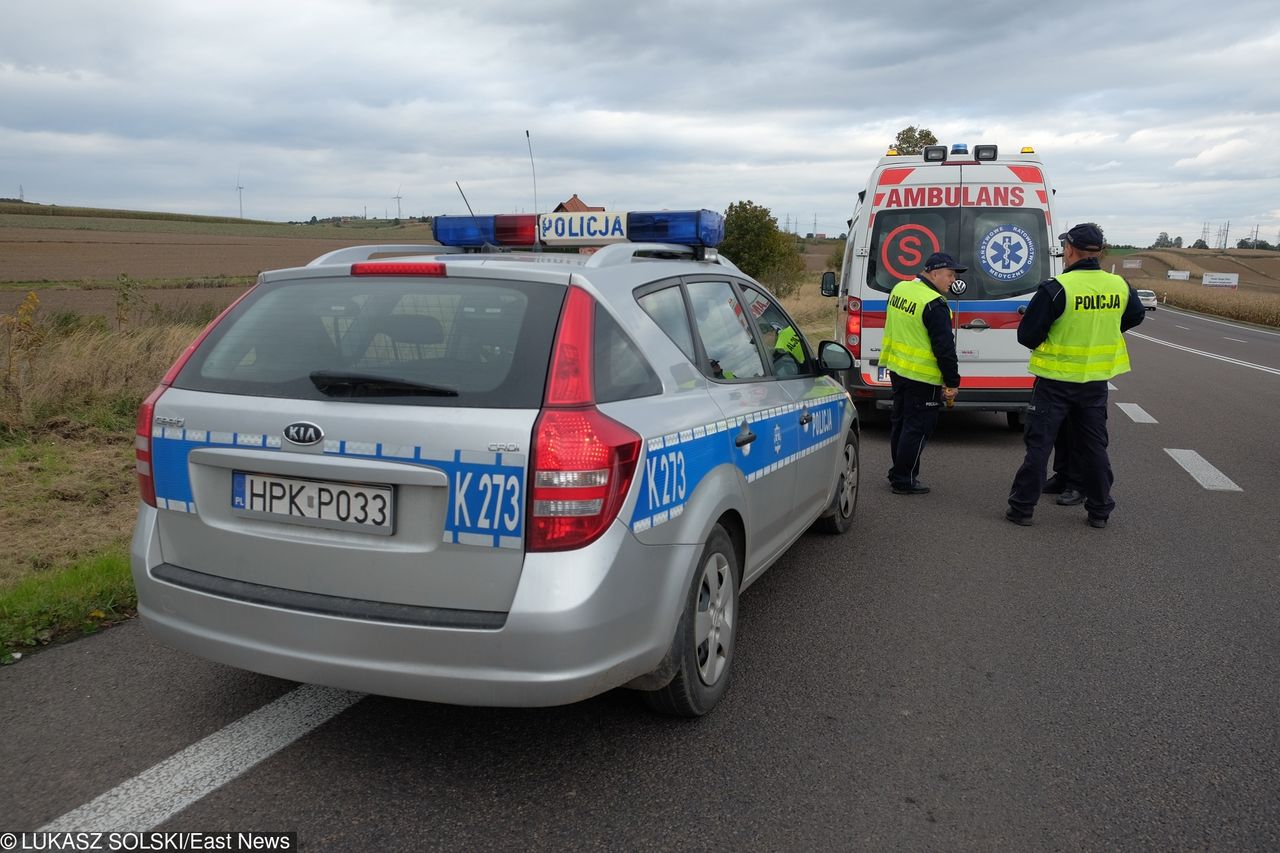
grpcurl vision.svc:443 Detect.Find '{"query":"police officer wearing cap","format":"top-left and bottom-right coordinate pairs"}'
top-left (880, 251), bottom-right (962, 495)
top-left (1005, 223), bottom-right (1145, 528)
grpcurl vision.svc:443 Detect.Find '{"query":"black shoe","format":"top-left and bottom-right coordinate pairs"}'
top-left (892, 483), bottom-right (930, 495)
top-left (1056, 488), bottom-right (1085, 506)
top-left (1005, 508), bottom-right (1033, 526)
top-left (1042, 477), bottom-right (1066, 495)
top-left (1087, 516), bottom-right (1108, 529)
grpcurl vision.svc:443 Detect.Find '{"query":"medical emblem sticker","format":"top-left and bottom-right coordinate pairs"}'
top-left (978, 224), bottom-right (1035, 282)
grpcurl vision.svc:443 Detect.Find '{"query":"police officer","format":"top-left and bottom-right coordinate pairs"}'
top-left (881, 251), bottom-right (962, 495)
top-left (1005, 223), bottom-right (1145, 527)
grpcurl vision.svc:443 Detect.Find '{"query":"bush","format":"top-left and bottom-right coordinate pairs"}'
top-left (1, 303), bottom-right (200, 436)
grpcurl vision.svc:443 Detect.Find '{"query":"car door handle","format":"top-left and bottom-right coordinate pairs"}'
top-left (960, 318), bottom-right (989, 330)
top-left (799, 409), bottom-right (813, 426)
top-left (735, 423), bottom-right (757, 447)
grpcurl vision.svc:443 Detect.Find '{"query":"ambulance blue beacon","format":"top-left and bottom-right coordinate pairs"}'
top-left (131, 206), bottom-right (859, 717)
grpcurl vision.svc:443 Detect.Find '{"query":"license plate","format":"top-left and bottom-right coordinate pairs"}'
top-left (876, 366), bottom-right (891, 383)
top-left (231, 471), bottom-right (394, 535)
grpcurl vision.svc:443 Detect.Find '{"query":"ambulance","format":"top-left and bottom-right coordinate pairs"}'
top-left (821, 143), bottom-right (1061, 428)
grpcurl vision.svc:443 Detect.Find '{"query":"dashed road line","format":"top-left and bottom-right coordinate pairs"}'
top-left (1165, 449), bottom-right (1242, 492)
top-left (1224, 337), bottom-right (1248, 343)
top-left (1116, 403), bottom-right (1157, 423)
top-left (1127, 332), bottom-right (1280, 377)
top-left (40, 684), bottom-right (364, 832)
top-left (1175, 325), bottom-right (1190, 330)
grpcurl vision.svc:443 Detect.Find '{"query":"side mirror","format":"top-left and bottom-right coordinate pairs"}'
top-left (817, 340), bottom-right (853, 372)
top-left (820, 271), bottom-right (838, 297)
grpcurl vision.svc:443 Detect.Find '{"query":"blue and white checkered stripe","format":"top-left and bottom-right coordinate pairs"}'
top-left (150, 426), bottom-right (524, 549)
top-left (630, 395), bottom-right (846, 532)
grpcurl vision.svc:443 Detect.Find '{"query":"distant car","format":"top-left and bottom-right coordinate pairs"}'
top-left (131, 209), bottom-right (860, 717)
top-left (1137, 289), bottom-right (1158, 310)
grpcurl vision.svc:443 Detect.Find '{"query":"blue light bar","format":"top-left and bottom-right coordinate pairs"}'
top-left (627, 210), bottom-right (724, 247)
top-left (950, 143), bottom-right (969, 156)
top-left (433, 215), bottom-right (495, 247)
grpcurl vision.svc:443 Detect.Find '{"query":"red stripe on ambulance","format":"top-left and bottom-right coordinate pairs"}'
top-left (877, 168), bottom-right (914, 186)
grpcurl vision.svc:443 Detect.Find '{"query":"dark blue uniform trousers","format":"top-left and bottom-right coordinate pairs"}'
top-left (1008, 377), bottom-right (1115, 520)
top-left (887, 373), bottom-right (942, 489)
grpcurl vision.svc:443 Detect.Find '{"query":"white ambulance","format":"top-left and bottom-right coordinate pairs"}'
top-left (821, 143), bottom-right (1062, 428)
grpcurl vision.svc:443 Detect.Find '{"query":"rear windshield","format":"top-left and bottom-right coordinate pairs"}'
top-left (174, 276), bottom-right (564, 408)
top-left (867, 207), bottom-right (1050, 299)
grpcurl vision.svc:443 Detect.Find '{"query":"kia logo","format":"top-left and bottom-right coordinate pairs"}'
top-left (283, 422), bottom-right (324, 446)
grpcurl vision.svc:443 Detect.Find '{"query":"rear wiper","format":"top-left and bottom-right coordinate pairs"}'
top-left (309, 370), bottom-right (459, 397)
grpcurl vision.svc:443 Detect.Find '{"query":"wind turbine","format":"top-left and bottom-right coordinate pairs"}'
top-left (236, 170), bottom-right (244, 219)
top-left (393, 185), bottom-right (403, 220)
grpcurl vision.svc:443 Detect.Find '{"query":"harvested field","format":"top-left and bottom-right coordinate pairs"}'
top-left (0, 224), bottom-right (435, 286)
top-left (1117, 248), bottom-right (1280, 297)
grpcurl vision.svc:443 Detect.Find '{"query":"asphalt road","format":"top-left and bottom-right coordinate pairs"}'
top-left (3, 306), bottom-right (1278, 851)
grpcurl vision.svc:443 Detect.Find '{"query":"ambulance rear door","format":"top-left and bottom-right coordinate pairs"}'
top-left (951, 160), bottom-right (1057, 403)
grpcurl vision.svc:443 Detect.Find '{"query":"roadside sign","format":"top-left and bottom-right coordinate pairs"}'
top-left (1122, 258), bottom-right (1142, 269)
top-left (1167, 270), bottom-right (1190, 280)
top-left (1202, 272), bottom-right (1239, 288)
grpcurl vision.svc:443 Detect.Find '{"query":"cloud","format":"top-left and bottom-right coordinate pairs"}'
top-left (2, 0), bottom-right (1279, 245)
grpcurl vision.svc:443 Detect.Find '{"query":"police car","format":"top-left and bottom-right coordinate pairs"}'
top-left (131, 208), bottom-right (859, 716)
top-left (822, 143), bottom-right (1063, 429)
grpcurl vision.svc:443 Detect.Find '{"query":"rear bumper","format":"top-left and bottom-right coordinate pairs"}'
top-left (845, 369), bottom-right (1031, 412)
top-left (132, 504), bottom-right (695, 707)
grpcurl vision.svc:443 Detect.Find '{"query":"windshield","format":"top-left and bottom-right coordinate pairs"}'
top-left (867, 207), bottom-right (1050, 300)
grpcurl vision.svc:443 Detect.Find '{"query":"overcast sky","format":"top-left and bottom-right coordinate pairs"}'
top-left (3, 0), bottom-right (1279, 247)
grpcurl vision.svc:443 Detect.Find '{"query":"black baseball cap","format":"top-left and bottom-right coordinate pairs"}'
top-left (923, 252), bottom-right (967, 273)
top-left (1058, 222), bottom-right (1105, 251)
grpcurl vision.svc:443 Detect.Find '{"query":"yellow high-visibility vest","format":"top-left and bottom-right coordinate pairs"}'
top-left (1029, 269), bottom-right (1131, 382)
top-left (880, 278), bottom-right (945, 385)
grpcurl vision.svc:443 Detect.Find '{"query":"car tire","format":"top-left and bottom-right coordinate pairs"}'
top-left (643, 525), bottom-right (739, 717)
top-left (816, 429), bottom-right (859, 534)
top-left (1006, 411), bottom-right (1025, 431)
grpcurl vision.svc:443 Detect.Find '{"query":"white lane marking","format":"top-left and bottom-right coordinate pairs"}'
top-left (1224, 337), bottom-right (1248, 343)
top-left (1165, 449), bottom-right (1242, 492)
top-left (1160, 305), bottom-right (1280, 338)
top-left (1116, 403), bottom-right (1157, 423)
top-left (1175, 325), bottom-right (1190, 330)
top-left (1107, 382), bottom-right (1117, 391)
top-left (40, 684), bottom-right (363, 832)
top-left (1127, 332), bottom-right (1280, 377)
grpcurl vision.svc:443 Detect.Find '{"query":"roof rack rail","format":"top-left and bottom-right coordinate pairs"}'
top-left (305, 244), bottom-right (463, 267)
top-left (583, 243), bottom-right (742, 273)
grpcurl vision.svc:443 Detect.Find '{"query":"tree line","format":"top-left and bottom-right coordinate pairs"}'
top-left (1150, 232), bottom-right (1276, 251)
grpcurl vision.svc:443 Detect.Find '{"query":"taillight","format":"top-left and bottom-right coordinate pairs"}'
top-left (135, 386), bottom-right (164, 507)
top-left (136, 287), bottom-right (254, 507)
top-left (351, 261), bottom-right (446, 276)
top-left (528, 408), bottom-right (641, 552)
top-left (845, 297), bottom-right (863, 358)
top-left (528, 286), bottom-right (642, 551)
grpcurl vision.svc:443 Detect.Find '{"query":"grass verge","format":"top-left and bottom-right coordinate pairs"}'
top-left (1, 549), bottom-right (135, 664)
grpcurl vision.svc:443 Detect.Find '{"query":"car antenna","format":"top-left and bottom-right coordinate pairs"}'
top-left (455, 181), bottom-right (476, 217)
top-left (525, 130), bottom-right (541, 252)
top-left (455, 181), bottom-right (496, 252)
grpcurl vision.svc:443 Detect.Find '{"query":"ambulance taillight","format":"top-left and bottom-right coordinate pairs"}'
top-left (844, 298), bottom-right (862, 357)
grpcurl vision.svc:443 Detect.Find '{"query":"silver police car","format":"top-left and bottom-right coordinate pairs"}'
top-left (131, 208), bottom-right (859, 716)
